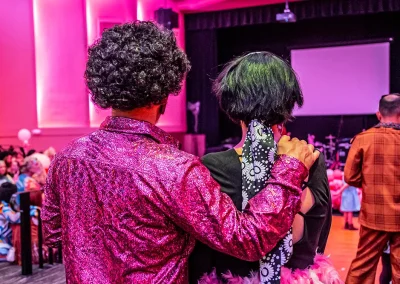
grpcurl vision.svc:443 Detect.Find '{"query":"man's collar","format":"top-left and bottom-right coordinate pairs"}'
top-left (100, 116), bottom-right (179, 147)
top-left (375, 122), bottom-right (400, 130)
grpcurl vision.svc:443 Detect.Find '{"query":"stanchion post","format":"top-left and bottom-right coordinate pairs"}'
top-left (58, 245), bottom-right (63, 264)
top-left (37, 209), bottom-right (44, 268)
top-left (20, 192), bottom-right (32, 275)
top-left (48, 248), bottom-right (53, 265)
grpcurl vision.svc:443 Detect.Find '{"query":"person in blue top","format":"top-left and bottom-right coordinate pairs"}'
top-left (16, 157), bottom-right (44, 192)
top-left (0, 161), bottom-right (13, 186)
top-left (337, 170), bottom-right (360, 230)
top-left (0, 182), bottom-right (39, 262)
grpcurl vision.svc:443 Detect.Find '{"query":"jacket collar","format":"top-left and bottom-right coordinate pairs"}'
top-left (100, 116), bottom-right (179, 147)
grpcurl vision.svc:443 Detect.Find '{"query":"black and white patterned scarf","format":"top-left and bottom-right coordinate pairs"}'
top-left (241, 120), bottom-right (293, 284)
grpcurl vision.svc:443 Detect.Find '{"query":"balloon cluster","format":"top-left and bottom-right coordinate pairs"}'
top-left (328, 170), bottom-right (344, 210)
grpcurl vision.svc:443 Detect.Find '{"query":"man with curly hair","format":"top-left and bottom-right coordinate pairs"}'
top-left (41, 21), bottom-right (319, 283)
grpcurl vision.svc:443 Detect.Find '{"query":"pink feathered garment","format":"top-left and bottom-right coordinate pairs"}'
top-left (198, 270), bottom-right (260, 284)
top-left (198, 255), bottom-right (343, 284)
top-left (281, 254), bottom-right (343, 284)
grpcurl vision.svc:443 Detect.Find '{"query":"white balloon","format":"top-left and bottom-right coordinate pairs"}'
top-left (30, 153), bottom-right (51, 169)
top-left (17, 129), bottom-right (31, 142)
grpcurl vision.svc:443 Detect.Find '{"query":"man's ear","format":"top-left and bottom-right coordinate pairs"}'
top-left (376, 111), bottom-right (382, 122)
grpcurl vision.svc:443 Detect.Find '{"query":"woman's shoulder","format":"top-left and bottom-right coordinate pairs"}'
top-left (307, 153), bottom-right (331, 206)
top-left (312, 153), bottom-right (327, 171)
top-left (308, 153), bottom-right (328, 183)
top-left (201, 149), bottom-right (239, 169)
top-left (201, 149), bottom-right (242, 201)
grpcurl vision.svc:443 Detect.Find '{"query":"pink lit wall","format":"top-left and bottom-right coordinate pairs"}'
top-left (86, 0), bottom-right (137, 127)
top-left (34, 0), bottom-right (89, 128)
top-left (0, 0), bottom-right (37, 136)
top-left (0, 0), bottom-right (289, 151)
top-left (86, 0), bottom-right (188, 132)
top-left (137, 0), bottom-right (188, 133)
top-left (0, 0), bottom-right (138, 151)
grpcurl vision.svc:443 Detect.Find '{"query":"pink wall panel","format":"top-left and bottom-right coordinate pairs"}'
top-left (0, 0), bottom-right (37, 135)
top-left (34, 0), bottom-right (89, 128)
top-left (137, 0), bottom-right (187, 132)
top-left (86, 0), bottom-right (137, 127)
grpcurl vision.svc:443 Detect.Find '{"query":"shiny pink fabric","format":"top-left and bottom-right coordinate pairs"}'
top-left (42, 116), bottom-right (307, 284)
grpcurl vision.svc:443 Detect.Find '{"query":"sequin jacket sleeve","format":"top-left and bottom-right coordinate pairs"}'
top-left (159, 155), bottom-right (307, 262)
top-left (42, 157), bottom-right (62, 247)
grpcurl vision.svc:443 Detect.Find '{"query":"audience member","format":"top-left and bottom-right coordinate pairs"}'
top-left (7, 159), bottom-right (20, 179)
top-left (44, 147), bottom-right (56, 161)
top-left (3, 153), bottom-right (13, 168)
top-left (0, 182), bottom-right (17, 261)
top-left (15, 152), bottom-right (24, 167)
top-left (16, 157), bottom-right (43, 192)
top-left (0, 161), bottom-right (13, 185)
top-left (0, 146), bottom-right (51, 265)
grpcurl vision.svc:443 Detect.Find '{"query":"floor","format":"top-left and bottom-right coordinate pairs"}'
top-left (325, 216), bottom-right (382, 283)
top-left (1, 263), bottom-right (65, 284)
top-left (0, 216), bottom-right (382, 283)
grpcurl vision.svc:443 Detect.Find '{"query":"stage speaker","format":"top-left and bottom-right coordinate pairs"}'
top-left (154, 8), bottom-right (179, 30)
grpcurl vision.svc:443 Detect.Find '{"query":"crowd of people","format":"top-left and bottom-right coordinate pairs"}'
top-left (2, 20), bottom-right (398, 284)
top-left (39, 21), bottom-right (338, 284)
top-left (0, 147), bottom-right (55, 264)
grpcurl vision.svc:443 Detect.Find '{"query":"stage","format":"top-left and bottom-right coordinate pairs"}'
top-left (0, 216), bottom-right (381, 284)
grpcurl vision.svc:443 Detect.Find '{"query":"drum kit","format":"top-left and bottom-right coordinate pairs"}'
top-left (313, 134), bottom-right (352, 169)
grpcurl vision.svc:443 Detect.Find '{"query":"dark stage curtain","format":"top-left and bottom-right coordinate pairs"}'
top-left (185, 30), bottom-right (220, 146)
top-left (185, 0), bottom-right (400, 146)
top-left (186, 0), bottom-right (400, 31)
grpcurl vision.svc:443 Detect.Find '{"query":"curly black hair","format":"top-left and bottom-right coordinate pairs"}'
top-left (213, 51), bottom-right (303, 126)
top-left (85, 21), bottom-right (191, 110)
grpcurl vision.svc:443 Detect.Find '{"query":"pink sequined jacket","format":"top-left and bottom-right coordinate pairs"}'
top-left (42, 116), bottom-right (307, 284)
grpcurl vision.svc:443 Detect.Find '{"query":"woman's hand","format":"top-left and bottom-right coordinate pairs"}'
top-left (277, 135), bottom-right (320, 170)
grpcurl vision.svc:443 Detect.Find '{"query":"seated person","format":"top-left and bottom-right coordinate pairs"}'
top-left (0, 182), bottom-right (16, 261)
top-left (0, 182), bottom-right (41, 264)
top-left (16, 157), bottom-right (42, 192)
top-left (0, 161), bottom-right (13, 186)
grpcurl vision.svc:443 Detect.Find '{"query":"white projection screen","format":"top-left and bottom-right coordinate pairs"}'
top-left (291, 42), bottom-right (390, 116)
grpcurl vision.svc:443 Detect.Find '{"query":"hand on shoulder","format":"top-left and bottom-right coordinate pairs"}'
top-left (277, 135), bottom-right (320, 170)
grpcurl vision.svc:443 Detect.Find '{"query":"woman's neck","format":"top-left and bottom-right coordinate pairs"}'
top-left (235, 123), bottom-right (280, 150)
top-left (235, 124), bottom-right (248, 149)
